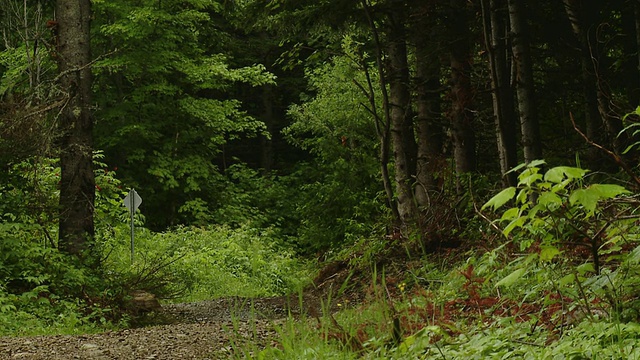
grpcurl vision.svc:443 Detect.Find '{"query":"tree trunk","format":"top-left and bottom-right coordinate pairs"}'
top-left (56, 0), bottom-right (95, 258)
top-left (636, 0), bottom-right (640, 101)
top-left (482, 0), bottom-right (518, 186)
top-left (622, 0), bottom-right (640, 107)
top-left (449, 0), bottom-right (476, 175)
top-left (414, 45), bottom-right (443, 206)
top-left (508, 0), bottom-right (541, 163)
top-left (361, 0), bottom-right (401, 223)
top-left (564, 0), bottom-right (624, 166)
top-left (387, 3), bottom-right (418, 225)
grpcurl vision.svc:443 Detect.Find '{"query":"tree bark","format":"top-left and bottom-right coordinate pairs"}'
top-left (449, 0), bottom-right (476, 175)
top-left (636, 0), bottom-right (640, 101)
top-left (56, 0), bottom-right (95, 258)
top-left (372, 2), bottom-right (417, 227)
top-left (387, 3), bottom-right (418, 225)
top-left (361, 0), bottom-right (401, 223)
top-left (564, 0), bottom-right (624, 166)
top-left (414, 43), bottom-right (443, 206)
top-left (482, 0), bottom-right (518, 186)
top-left (508, 0), bottom-right (541, 163)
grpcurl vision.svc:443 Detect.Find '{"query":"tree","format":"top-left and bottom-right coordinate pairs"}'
top-left (563, 0), bottom-right (625, 167)
top-left (0, 0), bottom-right (56, 166)
top-left (481, 0), bottom-right (518, 186)
top-left (448, 0), bottom-right (476, 176)
top-left (285, 53), bottom-right (383, 250)
top-left (412, 0), bottom-right (446, 205)
top-left (55, 0), bottom-right (95, 257)
top-left (353, 8), bottom-right (400, 221)
top-left (385, 0), bottom-right (418, 225)
top-left (508, 0), bottom-right (541, 163)
top-left (92, 0), bottom-right (275, 229)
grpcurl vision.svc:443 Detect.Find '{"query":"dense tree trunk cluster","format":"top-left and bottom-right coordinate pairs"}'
top-left (2, 0), bottom-right (640, 254)
top-left (339, 0), bottom-right (640, 244)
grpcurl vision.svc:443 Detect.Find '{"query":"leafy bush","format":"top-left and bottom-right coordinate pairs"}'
top-left (482, 160), bottom-right (640, 319)
top-left (0, 154), bottom-right (310, 335)
top-left (482, 160), bottom-right (632, 269)
top-left (0, 156), bottom-right (131, 335)
top-left (283, 54), bottom-right (385, 253)
top-left (256, 242), bottom-right (640, 359)
top-left (102, 224), bottom-right (310, 302)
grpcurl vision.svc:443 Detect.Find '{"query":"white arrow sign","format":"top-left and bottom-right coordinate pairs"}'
top-left (123, 189), bottom-right (142, 265)
top-left (123, 189), bottom-right (142, 213)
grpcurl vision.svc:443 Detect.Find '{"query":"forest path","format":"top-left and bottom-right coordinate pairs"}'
top-left (0, 296), bottom-right (310, 359)
top-left (1, 261), bottom-right (355, 359)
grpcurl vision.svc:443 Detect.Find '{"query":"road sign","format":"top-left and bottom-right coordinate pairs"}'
top-left (123, 189), bottom-right (142, 265)
top-left (124, 189), bottom-right (142, 212)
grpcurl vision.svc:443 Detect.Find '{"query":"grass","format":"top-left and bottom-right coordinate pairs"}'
top-left (230, 242), bottom-right (640, 360)
top-left (3, 217), bottom-right (640, 360)
top-left (0, 223), bottom-right (312, 337)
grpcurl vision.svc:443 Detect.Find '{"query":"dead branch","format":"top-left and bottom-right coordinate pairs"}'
top-left (569, 112), bottom-right (640, 189)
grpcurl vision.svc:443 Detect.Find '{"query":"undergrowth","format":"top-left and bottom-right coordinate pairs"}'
top-left (244, 161), bottom-right (640, 359)
top-left (0, 156), bottom-right (311, 336)
top-left (247, 244), bottom-right (640, 359)
top-left (102, 224), bottom-right (312, 303)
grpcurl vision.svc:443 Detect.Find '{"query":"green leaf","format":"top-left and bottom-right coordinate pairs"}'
top-left (558, 274), bottom-right (575, 287)
top-left (482, 187), bottom-right (516, 211)
top-left (544, 167), bottom-right (564, 183)
top-left (501, 207), bottom-right (520, 221)
top-left (576, 262), bottom-right (595, 275)
top-left (588, 184), bottom-right (630, 199)
top-left (623, 142), bottom-right (640, 154)
top-left (537, 181), bottom-right (552, 191)
top-left (621, 106), bottom-right (640, 124)
top-left (528, 159), bottom-right (547, 168)
top-left (544, 166), bottom-right (588, 183)
top-left (518, 172), bottom-right (543, 187)
top-left (568, 184), bottom-right (629, 216)
top-left (506, 162), bottom-right (528, 174)
top-left (540, 246), bottom-right (561, 261)
top-left (495, 268), bottom-right (526, 287)
top-left (515, 188), bottom-right (528, 204)
top-left (528, 203), bottom-right (544, 219)
top-left (569, 188), bottom-right (599, 215)
top-left (503, 216), bottom-right (526, 237)
top-left (629, 245), bottom-right (640, 265)
top-left (538, 192), bottom-right (562, 210)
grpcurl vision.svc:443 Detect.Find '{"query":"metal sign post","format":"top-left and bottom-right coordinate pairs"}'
top-left (123, 189), bottom-right (142, 265)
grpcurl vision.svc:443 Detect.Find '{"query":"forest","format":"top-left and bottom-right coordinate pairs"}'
top-left (2, 0), bottom-right (640, 358)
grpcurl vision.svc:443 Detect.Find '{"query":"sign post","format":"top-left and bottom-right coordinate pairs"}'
top-left (123, 189), bottom-right (142, 265)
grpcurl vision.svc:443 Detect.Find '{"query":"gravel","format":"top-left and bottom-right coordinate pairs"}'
top-left (0, 297), bottom-right (303, 360)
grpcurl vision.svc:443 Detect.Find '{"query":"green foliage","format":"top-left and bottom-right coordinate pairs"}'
top-left (0, 45), bottom-right (32, 96)
top-left (618, 106), bottom-right (640, 154)
top-left (91, 0), bottom-right (276, 229)
top-left (255, 241), bottom-right (640, 359)
top-left (284, 53), bottom-right (383, 252)
top-left (211, 164), bottom-right (294, 229)
top-left (0, 156), bottom-right (132, 335)
top-left (101, 225), bottom-right (310, 302)
top-left (482, 161), bottom-right (630, 257)
top-left (0, 155), bottom-right (309, 335)
top-left (479, 160), bottom-right (640, 345)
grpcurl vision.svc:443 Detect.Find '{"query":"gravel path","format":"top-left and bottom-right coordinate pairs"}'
top-left (0, 297), bottom-right (307, 360)
top-left (0, 261), bottom-right (357, 359)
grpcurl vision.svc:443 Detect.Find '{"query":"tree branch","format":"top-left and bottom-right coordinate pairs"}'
top-left (570, 112), bottom-right (640, 189)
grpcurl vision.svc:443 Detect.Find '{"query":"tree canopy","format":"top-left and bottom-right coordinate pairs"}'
top-left (2, 0), bottom-right (640, 354)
